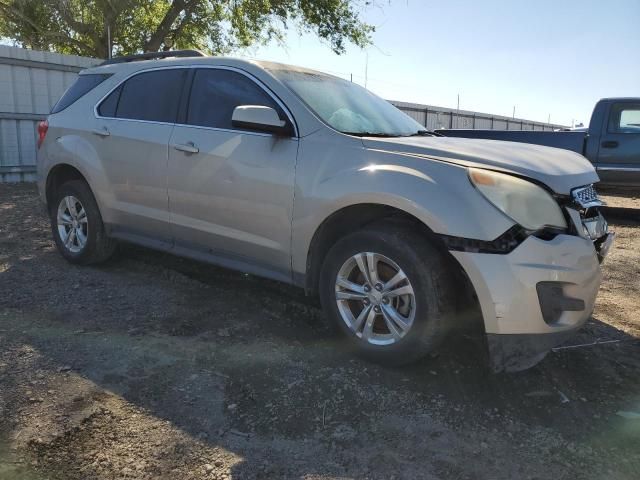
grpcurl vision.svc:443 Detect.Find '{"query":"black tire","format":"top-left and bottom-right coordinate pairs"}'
top-left (319, 221), bottom-right (456, 366)
top-left (49, 180), bottom-right (117, 265)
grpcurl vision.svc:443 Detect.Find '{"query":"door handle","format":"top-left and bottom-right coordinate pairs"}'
top-left (173, 142), bottom-right (199, 154)
top-left (92, 127), bottom-right (110, 137)
top-left (601, 140), bottom-right (619, 149)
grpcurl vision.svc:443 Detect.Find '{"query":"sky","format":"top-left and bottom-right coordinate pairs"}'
top-left (244, 0), bottom-right (640, 127)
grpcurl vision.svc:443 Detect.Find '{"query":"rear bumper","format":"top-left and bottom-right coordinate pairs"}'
top-left (452, 233), bottom-right (605, 372)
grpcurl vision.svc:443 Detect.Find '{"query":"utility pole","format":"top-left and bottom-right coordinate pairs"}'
top-left (456, 94), bottom-right (460, 128)
top-left (512, 106), bottom-right (516, 119)
top-left (364, 51), bottom-right (369, 88)
top-left (350, 73), bottom-right (353, 83)
top-left (107, 24), bottom-right (112, 59)
top-left (547, 113), bottom-right (551, 125)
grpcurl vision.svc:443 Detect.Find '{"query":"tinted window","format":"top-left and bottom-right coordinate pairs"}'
top-left (608, 103), bottom-right (640, 133)
top-left (98, 85), bottom-right (121, 117)
top-left (187, 69), bottom-right (283, 130)
top-left (51, 74), bottom-right (111, 113)
top-left (114, 69), bottom-right (186, 122)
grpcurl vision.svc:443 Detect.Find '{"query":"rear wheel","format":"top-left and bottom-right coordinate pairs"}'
top-left (319, 222), bottom-right (456, 366)
top-left (50, 180), bottom-right (117, 264)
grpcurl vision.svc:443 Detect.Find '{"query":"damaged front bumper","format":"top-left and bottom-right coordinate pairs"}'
top-left (452, 233), bottom-right (604, 372)
top-left (450, 202), bottom-right (613, 372)
top-left (486, 329), bottom-right (586, 372)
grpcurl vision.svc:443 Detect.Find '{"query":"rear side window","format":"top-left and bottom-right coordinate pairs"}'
top-left (608, 103), bottom-right (640, 133)
top-left (99, 69), bottom-right (186, 123)
top-left (97, 85), bottom-right (121, 117)
top-left (187, 69), bottom-right (284, 130)
top-left (51, 73), bottom-right (111, 114)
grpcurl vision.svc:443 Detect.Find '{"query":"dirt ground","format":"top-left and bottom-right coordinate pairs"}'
top-left (1, 183), bottom-right (639, 480)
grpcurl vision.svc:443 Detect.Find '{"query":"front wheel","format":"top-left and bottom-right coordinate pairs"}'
top-left (319, 222), bottom-right (456, 366)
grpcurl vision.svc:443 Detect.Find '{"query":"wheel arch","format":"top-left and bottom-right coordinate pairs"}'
top-left (304, 203), bottom-right (476, 304)
top-left (45, 163), bottom-right (88, 210)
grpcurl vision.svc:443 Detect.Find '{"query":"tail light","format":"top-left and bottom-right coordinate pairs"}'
top-left (37, 120), bottom-right (48, 148)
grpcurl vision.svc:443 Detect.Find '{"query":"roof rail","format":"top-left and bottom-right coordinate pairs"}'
top-left (100, 49), bottom-right (206, 66)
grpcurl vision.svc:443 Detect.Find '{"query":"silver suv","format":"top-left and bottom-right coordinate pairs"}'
top-left (37, 51), bottom-right (614, 371)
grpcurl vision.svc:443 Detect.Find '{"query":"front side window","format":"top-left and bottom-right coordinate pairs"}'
top-left (608, 103), bottom-right (640, 133)
top-left (270, 69), bottom-right (426, 137)
top-left (99, 69), bottom-right (186, 123)
top-left (187, 69), bottom-right (284, 130)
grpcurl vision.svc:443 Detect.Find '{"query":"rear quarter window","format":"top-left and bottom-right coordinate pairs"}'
top-left (51, 73), bottom-right (111, 114)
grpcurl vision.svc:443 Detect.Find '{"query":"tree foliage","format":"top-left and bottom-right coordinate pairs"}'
top-left (0, 0), bottom-right (374, 58)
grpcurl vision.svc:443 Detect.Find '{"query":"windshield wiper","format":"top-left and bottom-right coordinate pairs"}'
top-left (341, 131), bottom-right (402, 138)
top-left (407, 130), bottom-right (442, 137)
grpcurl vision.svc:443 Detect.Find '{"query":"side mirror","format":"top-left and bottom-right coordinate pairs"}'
top-left (231, 105), bottom-right (293, 136)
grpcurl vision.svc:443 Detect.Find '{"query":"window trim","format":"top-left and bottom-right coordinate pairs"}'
top-left (94, 65), bottom-right (298, 137)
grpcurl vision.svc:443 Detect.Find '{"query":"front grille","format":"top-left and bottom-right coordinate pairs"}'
top-left (565, 184), bottom-right (612, 261)
top-left (571, 184), bottom-right (603, 208)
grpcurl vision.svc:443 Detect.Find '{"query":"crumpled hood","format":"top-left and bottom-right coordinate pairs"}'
top-left (363, 136), bottom-right (599, 194)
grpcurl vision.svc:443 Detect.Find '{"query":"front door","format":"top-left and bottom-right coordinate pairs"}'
top-left (596, 101), bottom-right (640, 187)
top-left (167, 68), bottom-right (298, 281)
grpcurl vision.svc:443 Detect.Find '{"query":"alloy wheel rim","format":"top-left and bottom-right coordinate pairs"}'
top-left (335, 252), bottom-right (416, 346)
top-left (57, 196), bottom-right (88, 253)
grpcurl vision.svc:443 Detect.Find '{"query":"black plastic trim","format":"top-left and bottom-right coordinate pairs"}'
top-left (100, 50), bottom-right (206, 66)
top-left (536, 282), bottom-right (585, 325)
top-left (487, 328), bottom-right (584, 372)
top-left (439, 225), bottom-right (529, 254)
top-left (440, 224), bottom-right (568, 255)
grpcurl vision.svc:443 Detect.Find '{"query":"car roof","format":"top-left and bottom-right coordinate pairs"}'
top-left (598, 97), bottom-right (640, 102)
top-left (82, 55), bottom-right (335, 79)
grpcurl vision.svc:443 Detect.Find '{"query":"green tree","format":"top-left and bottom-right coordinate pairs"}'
top-left (0, 0), bottom-right (374, 58)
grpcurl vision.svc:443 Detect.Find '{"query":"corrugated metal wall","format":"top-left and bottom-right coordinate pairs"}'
top-left (0, 45), bottom-right (100, 182)
top-left (391, 100), bottom-right (565, 133)
top-left (0, 46), bottom-right (567, 183)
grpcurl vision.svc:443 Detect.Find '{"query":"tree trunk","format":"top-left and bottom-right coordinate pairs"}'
top-left (144, 0), bottom-right (186, 52)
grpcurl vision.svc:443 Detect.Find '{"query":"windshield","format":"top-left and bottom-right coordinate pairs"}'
top-left (271, 69), bottom-right (428, 137)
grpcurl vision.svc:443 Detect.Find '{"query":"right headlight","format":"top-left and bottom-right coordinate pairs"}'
top-left (468, 168), bottom-right (567, 231)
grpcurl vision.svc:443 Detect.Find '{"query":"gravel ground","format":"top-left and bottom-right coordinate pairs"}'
top-left (1, 183), bottom-right (639, 480)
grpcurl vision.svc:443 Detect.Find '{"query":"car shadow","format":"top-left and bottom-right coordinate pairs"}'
top-left (2, 248), bottom-right (640, 478)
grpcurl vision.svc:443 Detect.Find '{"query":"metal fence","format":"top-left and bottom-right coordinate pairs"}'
top-left (0, 45), bottom-right (100, 182)
top-left (391, 100), bottom-right (565, 132)
top-left (0, 46), bottom-right (567, 182)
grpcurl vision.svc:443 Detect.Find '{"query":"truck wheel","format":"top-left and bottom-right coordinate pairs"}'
top-left (319, 222), bottom-right (456, 366)
top-left (50, 180), bottom-right (117, 265)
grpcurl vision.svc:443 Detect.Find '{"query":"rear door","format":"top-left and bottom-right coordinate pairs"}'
top-left (596, 101), bottom-right (640, 187)
top-left (167, 67), bottom-right (298, 281)
top-left (93, 68), bottom-right (188, 245)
